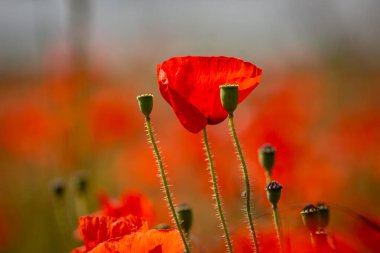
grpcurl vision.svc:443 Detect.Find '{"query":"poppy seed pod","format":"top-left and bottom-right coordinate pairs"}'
top-left (258, 144), bottom-right (276, 174)
top-left (220, 84), bottom-right (239, 114)
top-left (300, 204), bottom-right (320, 233)
top-left (175, 203), bottom-right (193, 235)
top-left (316, 202), bottom-right (330, 229)
top-left (265, 181), bottom-right (283, 208)
top-left (50, 178), bottom-right (65, 198)
top-left (137, 94), bottom-right (154, 118)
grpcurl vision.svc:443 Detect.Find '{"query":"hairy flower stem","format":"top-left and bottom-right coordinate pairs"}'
top-left (272, 205), bottom-right (284, 252)
top-left (144, 117), bottom-right (191, 253)
top-left (202, 127), bottom-right (233, 253)
top-left (227, 114), bottom-right (259, 252)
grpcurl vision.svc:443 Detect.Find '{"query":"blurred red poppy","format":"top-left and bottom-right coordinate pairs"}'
top-left (157, 56), bottom-right (262, 133)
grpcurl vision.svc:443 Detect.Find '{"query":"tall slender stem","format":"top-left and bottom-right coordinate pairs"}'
top-left (228, 114), bottom-right (259, 252)
top-left (144, 117), bottom-right (191, 253)
top-left (202, 127), bottom-right (233, 253)
top-left (272, 206), bottom-right (284, 252)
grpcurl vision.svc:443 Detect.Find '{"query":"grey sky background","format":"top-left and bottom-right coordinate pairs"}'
top-left (0, 1), bottom-right (379, 75)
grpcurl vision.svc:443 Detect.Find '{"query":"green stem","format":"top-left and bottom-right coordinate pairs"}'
top-left (228, 114), bottom-right (259, 252)
top-left (145, 117), bottom-right (191, 253)
top-left (202, 128), bottom-right (233, 253)
top-left (272, 206), bottom-right (284, 252)
top-left (265, 171), bottom-right (272, 185)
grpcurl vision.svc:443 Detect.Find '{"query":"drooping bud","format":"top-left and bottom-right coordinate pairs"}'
top-left (300, 204), bottom-right (320, 233)
top-left (154, 223), bottom-right (171, 230)
top-left (316, 202), bottom-right (330, 229)
top-left (137, 94), bottom-right (154, 118)
top-left (50, 178), bottom-right (65, 198)
top-left (265, 181), bottom-right (283, 208)
top-left (175, 203), bottom-right (193, 236)
top-left (220, 84), bottom-right (239, 114)
top-left (258, 144), bottom-right (276, 177)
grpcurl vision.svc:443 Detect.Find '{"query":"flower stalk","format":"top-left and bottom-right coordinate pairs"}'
top-left (220, 84), bottom-right (259, 252)
top-left (227, 114), bottom-right (260, 252)
top-left (138, 94), bottom-right (191, 253)
top-left (202, 127), bottom-right (233, 253)
top-left (266, 181), bottom-right (284, 253)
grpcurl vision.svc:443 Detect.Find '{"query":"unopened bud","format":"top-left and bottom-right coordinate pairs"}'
top-left (74, 170), bottom-right (88, 193)
top-left (220, 84), bottom-right (239, 114)
top-left (137, 94), bottom-right (154, 117)
top-left (300, 204), bottom-right (320, 233)
top-left (316, 202), bottom-right (330, 229)
top-left (258, 144), bottom-right (276, 174)
top-left (265, 181), bottom-right (283, 208)
top-left (176, 203), bottom-right (193, 235)
top-left (50, 178), bottom-right (65, 198)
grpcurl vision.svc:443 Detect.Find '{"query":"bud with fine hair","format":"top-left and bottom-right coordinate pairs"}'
top-left (175, 203), bottom-right (193, 236)
top-left (220, 84), bottom-right (239, 114)
top-left (137, 94), bottom-right (154, 117)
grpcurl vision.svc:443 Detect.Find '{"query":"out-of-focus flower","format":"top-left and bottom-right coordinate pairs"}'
top-left (98, 191), bottom-right (155, 225)
top-left (86, 88), bottom-right (138, 148)
top-left (0, 97), bottom-right (62, 161)
top-left (157, 56), bottom-right (262, 133)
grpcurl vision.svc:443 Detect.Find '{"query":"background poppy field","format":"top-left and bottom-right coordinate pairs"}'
top-left (0, 1), bottom-right (380, 252)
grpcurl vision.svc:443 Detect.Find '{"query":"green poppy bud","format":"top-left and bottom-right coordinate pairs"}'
top-left (265, 181), bottom-right (283, 208)
top-left (316, 202), bottom-right (330, 229)
top-left (300, 204), bottom-right (320, 233)
top-left (50, 178), bottom-right (65, 198)
top-left (137, 94), bottom-right (154, 117)
top-left (220, 84), bottom-right (239, 114)
top-left (175, 203), bottom-right (193, 235)
top-left (74, 170), bottom-right (88, 193)
top-left (258, 144), bottom-right (276, 175)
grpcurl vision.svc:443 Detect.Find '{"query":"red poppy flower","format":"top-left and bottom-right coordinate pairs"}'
top-left (157, 56), bottom-right (262, 133)
top-left (98, 190), bottom-right (155, 225)
top-left (71, 215), bottom-right (183, 253)
top-left (87, 229), bottom-right (184, 253)
top-left (78, 215), bottom-right (148, 251)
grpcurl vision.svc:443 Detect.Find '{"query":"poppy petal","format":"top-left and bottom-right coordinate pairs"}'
top-left (88, 229), bottom-right (184, 253)
top-left (157, 56), bottom-right (262, 132)
top-left (79, 215), bottom-right (148, 251)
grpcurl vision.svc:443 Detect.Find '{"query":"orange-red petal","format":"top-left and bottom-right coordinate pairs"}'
top-left (89, 229), bottom-right (184, 253)
top-left (78, 215), bottom-right (148, 251)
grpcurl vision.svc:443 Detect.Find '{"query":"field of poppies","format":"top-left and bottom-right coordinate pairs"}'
top-left (0, 1), bottom-right (380, 253)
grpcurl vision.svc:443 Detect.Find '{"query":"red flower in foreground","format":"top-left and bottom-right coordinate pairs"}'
top-left (157, 56), bottom-right (262, 133)
top-left (71, 215), bottom-right (183, 253)
top-left (98, 191), bottom-right (155, 225)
